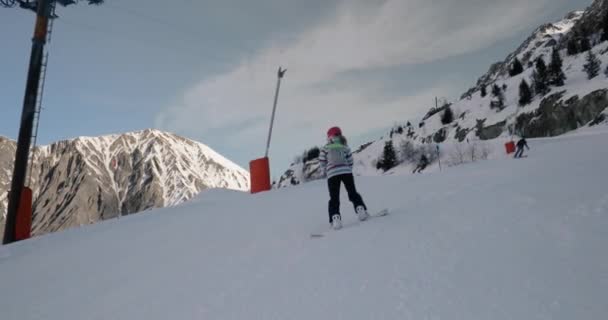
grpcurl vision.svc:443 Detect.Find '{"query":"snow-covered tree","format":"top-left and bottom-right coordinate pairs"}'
top-left (509, 57), bottom-right (524, 76)
top-left (518, 79), bottom-right (532, 106)
top-left (490, 84), bottom-right (505, 110)
top-left (583, 50), bottom-right (601, 79)
top-left (580, 36), bottom-right (591, 52)
top-left (491, 84), bottom-right (501, 97)
top-left (441, 106), bottom-right (454, 125)
top-left (548, 48), bottom-right (566, 86)
top-left (532, 57), bottom-right (549, 95)
top-left (601, 9), bottom-right (608, 42)
top-left (567, 39), bottom-right (579, 56)
top-left (377, 141), bottom-right (397, 172)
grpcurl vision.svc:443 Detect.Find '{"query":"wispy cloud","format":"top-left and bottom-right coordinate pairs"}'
top-left (155, 0), bottom-right (561, 163)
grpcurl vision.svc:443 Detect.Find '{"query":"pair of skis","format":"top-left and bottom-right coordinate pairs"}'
top-left (310, 208), bottom-right (389, 238)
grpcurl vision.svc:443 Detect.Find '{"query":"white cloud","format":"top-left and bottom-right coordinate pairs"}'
top-left (155, 0), bottom-right (560, 163)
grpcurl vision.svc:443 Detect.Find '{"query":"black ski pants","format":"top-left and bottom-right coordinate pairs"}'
top-left (327, 173), bottom-right (366, 223)
top-left (413, 163), bottom-right (427, 173)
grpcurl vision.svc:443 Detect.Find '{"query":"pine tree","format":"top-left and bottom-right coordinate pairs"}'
top-left (490, 84), bottom-right (505, 110)
top-left (441, 106), bottom-right (454, 125)
top-left (377, 141), bottom-right (397, 172)
top-left (583, 50), bottom-right (601, 79)
top-left (305, 147), bottom-right (320, 162)
top-left (533, 57), bottom-right (549, 95)
top-left (518, 79), bottom-right (532, 106)
top-left (602, 9), bottom-right (608, 42)
top-left (548, 48), bottom-right (566, 86)
top-left (509, 57), bottom-right (524, 76)
top-left (580, 36), bottom-right (591, 52)
top-left (567, 39), bottom-right (579, 56)
top-left (491, 84), bottom-right (501, 97)
top-left (480, 86), bottom-right (487, 97)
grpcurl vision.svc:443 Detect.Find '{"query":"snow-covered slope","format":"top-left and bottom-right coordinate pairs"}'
top-left (0, 129), bottom-right (249, 236)
top-left (277, 1), bottom-right (608, 187)
top-left (412, 0), bottom-right (608, 145)
top-left (0, 127), bottom-right (607, 320)
top-left (461, 10), bottom-right (584, 97)
top-left (429, 33), bottom-right (608, 146)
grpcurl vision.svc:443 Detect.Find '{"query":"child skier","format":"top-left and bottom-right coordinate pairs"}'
top-left (319, 126), bottom-right (368, 230)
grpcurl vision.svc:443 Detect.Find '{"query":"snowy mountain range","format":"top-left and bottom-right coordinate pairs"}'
top-left (0, 129), bottom-right (249, 236)
top-left (276, 0), bottom-right (608, 188)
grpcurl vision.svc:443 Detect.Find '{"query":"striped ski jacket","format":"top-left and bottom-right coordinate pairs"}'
top-left (319, 138), bottom-right (354, 179)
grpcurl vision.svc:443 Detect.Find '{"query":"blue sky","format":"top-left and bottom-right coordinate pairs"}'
top-left (0, 0), bottom-right (592, 175)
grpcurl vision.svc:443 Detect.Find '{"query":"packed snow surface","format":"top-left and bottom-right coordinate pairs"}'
top-left (1, 127), bottom-right (607, 320)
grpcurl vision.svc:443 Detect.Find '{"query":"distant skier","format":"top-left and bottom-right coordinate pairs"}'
top-left (413, 154), bottom-right (429, 174)
top-left (514, 137), bottom-right (530, 158)
top-left (319, 126), bottom-right (369, 230)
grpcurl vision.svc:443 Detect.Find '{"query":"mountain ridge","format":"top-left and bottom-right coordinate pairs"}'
top-left (0, 129), bottom-right (249, 236)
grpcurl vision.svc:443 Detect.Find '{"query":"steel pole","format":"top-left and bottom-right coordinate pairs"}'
top-left (437, 145), bottom-right (442, 172)
top-left (3, 0), bottom-right (52, 245)
top-left (264, 67), bottom-right (286, 158)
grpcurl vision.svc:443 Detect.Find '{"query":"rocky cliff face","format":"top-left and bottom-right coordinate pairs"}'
top-left (516, 89), bottom-right (608, 137)
top-left (0, 129), bottom-right (249, 236)
top-left (0, 137), bottom-right (17, 228)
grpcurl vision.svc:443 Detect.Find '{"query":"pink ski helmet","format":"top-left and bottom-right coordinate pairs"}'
top-left (327, 126), bottom-right (342, 138)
